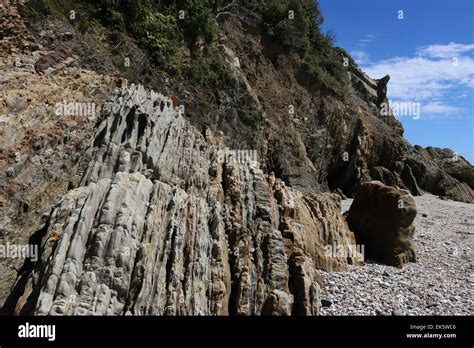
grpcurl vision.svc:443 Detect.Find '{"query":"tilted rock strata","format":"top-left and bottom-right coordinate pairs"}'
top-left (3, 85), bottom-right (360, 316)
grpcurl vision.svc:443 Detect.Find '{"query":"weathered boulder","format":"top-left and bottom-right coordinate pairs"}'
top-left (345, 181), bottom-right (417, 267)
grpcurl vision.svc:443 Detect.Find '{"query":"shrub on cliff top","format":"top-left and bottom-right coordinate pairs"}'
top-left (241, 0), bottom-right (348, 96)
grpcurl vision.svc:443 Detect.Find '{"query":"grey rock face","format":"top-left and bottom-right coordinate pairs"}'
top-left (409, 146), bottom-right (474, 201)
top-left (3, 85), bottom-right (359, 315)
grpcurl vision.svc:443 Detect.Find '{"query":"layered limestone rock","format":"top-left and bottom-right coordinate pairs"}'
top-left (346, 181), bottom-right (417, 268)
top-left (2, 85), bottom-right (360, 316)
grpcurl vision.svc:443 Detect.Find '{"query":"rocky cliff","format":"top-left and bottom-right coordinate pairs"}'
top-left (0, 0), bottom-right (472, 314)
top-left (2, 84), bottom-right (361, 315)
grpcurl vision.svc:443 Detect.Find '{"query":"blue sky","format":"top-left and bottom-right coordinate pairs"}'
top-left (319, 0), bottom-right (474, 163)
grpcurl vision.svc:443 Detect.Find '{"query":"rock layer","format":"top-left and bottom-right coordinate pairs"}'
top-left (2, 85), bottom-right (360, 315)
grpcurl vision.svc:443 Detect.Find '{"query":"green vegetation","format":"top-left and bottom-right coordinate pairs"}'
top-left (236, 97), bottom-right (262, 127)
top-left (25, 0), bottom-right (75, 19)
top-left (26, 0), bottom-right (222, 64)
top-left (259, 0), bottom-right (323, 53)
top-left (180, 0), bottom-right (219, 47)
top-left (25, 0), bottom-right (348, 122)
top-left (91, 0), bottom-right (223, 61)
top-left (242, 0), bottom-right (348, 96)
top-left (26, 0), bottom-right (347, 96)
top-left (92, 0), bottom-right (179, 64)
top-left (133, 10), bottom-right (178, 64)
top-left (179, 48), bottom-right (232, 90)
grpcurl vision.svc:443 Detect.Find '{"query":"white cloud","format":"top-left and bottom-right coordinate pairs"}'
top-left (351, 34), bottom-right (377, 65)
top-left (350, 50), bottom-right (370, 65)
top-left (416, 42), bottom-right (474, 59)
top-left (357, 34), bottom-right (376, 48)
top-left (421, 102), bottom-right (465, 116)
top-left (361, 43), bottom-right (474, 108)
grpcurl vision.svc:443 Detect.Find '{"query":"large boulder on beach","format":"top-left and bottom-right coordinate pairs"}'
top-left (345, 181), bottom-right (417, 267)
